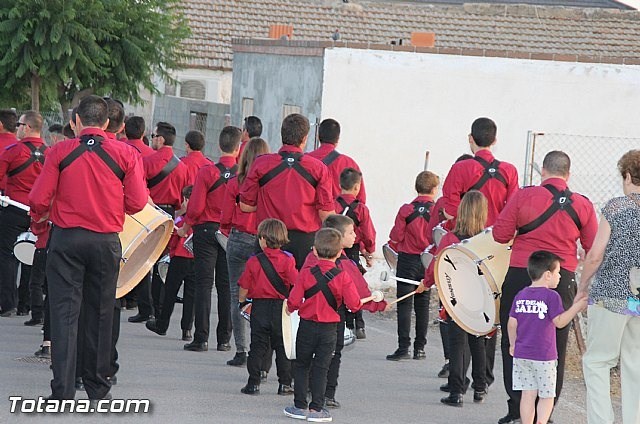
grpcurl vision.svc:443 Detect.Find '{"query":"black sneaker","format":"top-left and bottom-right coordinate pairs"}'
top-left (324, 397), bottom-right (341, 409)
top-left (240, 384), bottom-right (260, 395)
top-left (34, 345), bottom-right (51, 358)
top-left (355, 328), bottom-right (366, 339)
top-left (473, 389), bottom-right (488, 403)
top-left (181, 330), bottom-right (192, 341)
top-left (24, 317), bottom-right (44, 326)
top-left (260, 371), bottom-right (268, 382)
top-left (277, 384), bottom-right (294, 395)
top-left (145, 319), bottom-right (167, 336)
top-left (440, 393), bottom-right (463, 407)
top-left (226, 352), bottom-right (247, 367)
top-left (75, 378), bottom-right (85, 391)
top-left (497, 413), bottom-right (521, 424)
top-left (413, 349), bottom-right (426, 360)
top-left (386, 349), bottom-right (411, 361)
top-left (217, 343), bottom-right (231, 352)
top-left (437, 362), bottom-right (450, 378)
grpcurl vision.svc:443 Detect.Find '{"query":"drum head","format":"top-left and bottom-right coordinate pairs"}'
top-left (433, 225), bottom-right (447, 247)
top-left (434, 246), bottom-right (499, 336)
top-left (14, 241), bottom-right (36, 266)
top-left (382, 244), bottom-right (398, 272)
top-left (282, 302), bottom-right (300, 360)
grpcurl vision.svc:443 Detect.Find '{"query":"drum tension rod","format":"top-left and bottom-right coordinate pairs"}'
top-left (473, 254), bottom-right (494, 265)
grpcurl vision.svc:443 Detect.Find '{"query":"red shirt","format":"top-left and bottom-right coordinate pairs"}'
top-left (302, 251), bottom-right (387, 312)
top-left (168, 216), bottom-right (194, 258)
top-left (425, 196), bottom-right (454, 245)
top-left (442, 149), bottom-right (519, 226)
top-left (181, 151), bottom-right (211, 185)
top-left (29, 128), bottom-right (148, 233)
top-left (288, 258), bottom-right (361, 323)
top-left (220, 176), bottom-right (257, 235)
top-left (492, 177), bottom-right (597, 272)
top-left (125, 138), bottom-right (155, 158)
top-left (389, 195), bottom-right (435, 255)
top-left (185, 156), bottom-right (237, 226)
top-left (143, 146), bottom-right (189, 209)
top-left (334, 193), bottom-right (376, 253)
top-left (0, 132), bottom-right (18, 192)
top-left (308, 143), bottom-right (366, 203)
top-left (0, 137), bottom-right (47, 205)
top-left (240, 145), bottom-right (334, 232)
top-left (31, 220), bottom-right (51, 249)
top-left (239, 247), bottom-right (298, 300)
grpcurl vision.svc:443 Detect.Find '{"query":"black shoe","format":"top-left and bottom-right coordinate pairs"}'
top-left (413, 349), bottom-right (426, 360)
top-left (260, 371), bottom-right (268, 382)
top-left (217, 343), bottom-right (231, 351)
top-left (145, 319), bottom-right (167, 335)
top-left (128, 313), bottom-right (152, 323)
top-left (75, 378), bottom-right (85, 391)
top-left (24, 317), bottom-right (44, 326)
top-left (473, 389), bottom-right (488, 403)
top-left (226, 352), bottom-right (247, 367)
top-left (182, 330), bottom-right (192, 341)
top-left (175, 296), bottom-right (183, 304)
top-left (324, 397), bottom-right (341, 409)
top-left (355, 328), bottom-right (366, 339)
top-left (386, 349), bottom-right (411, 361)
top-left (277, 384), bottom-right (294, 395)
top-left (440, 383), bottom-right (451, 392)
top-left (0, 308), bottom-right (16, 317)
top-left (34, 345), bottom-right (51, 358)
top-left (107, 375), bottom-right (117, 386)
top-left (438, 362), bottom-right (450, 378)
top-left (184, 341), bottom-right (208, 352)
top-left (440, 393), bottom-right (463, 407)
top-left (497, 413), bottom-right (521, 424)
top-left (240, 384), bottom-right (260, 395)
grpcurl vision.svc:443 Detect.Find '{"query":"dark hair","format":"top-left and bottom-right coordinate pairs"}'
top-left (281, 114), bottom-right (310, 146)
top-left (543, 151), bottom-right (571, 178)
top-left (456, 153), bottom-right (473, 163)
top-left (105, 98), bottom-right (125, 133)
top-left (258, 218), bottom-right (289, 249)
top-left (155, 122), bottom-right (176, 146)
top-left (125, 116), bottom-right (145, 140)
top-left (0, 109), bottom-right (17, 132)
top-left (471, 117), bottom-right (497, 147)
top-left (243, 116), bottom-right (262, 138)
top-left (48, 124), bottom-right (63, 134)
top-left (340, 167), bottom-right (362, 191)
top-left (527, 250), bottom-right (562, 281)
top-left (314, 228), bottom-right (343, 259)
top-left (318, 118), bottom-right (340, 144)
top-left (70, 107), bottom-right (78, 124)
top-left (62, 123), bottom-right (75, 139)
top-left (182, 185), bottom-right (193, 199)
top-left (415, 171), bottom-right (439, 194)
top-left (185, 130), bottom-right (205, 151)
top-left (238, 137), bottom-right (269, 184)
top-left (618, 150), bottom-right (640, 186)
top-left (322, 214), bottom-right (354, 236)
top-left (219, 126), bottom-right (242, 153)
top-left (21, 111), bottom-right (43, 132)
top-left (77, 95), bottom-right (109, 127)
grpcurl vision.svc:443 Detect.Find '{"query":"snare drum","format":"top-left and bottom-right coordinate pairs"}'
top-left (282, 301), bottom-right (300, 360)
top-left (382, 243), bottom-right (398, 272)
top-left (183, 233), bottom-right (194, 255)
top-left (215, 230), bottom-right (228, 252)
top-left (157, 254), bottom-right (170, 283)
top-left (116, 204), bottom-right (173, 298)
top-left (14, 232), bottom-right (37, 266)
top-left (434, 227), bottom-right (511, 336)
top-left (240, 302), bottom-right (252, 322)
top-left (432, 224), bottom-right (447, 247)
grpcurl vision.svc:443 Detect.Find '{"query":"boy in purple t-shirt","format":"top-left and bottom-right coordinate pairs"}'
top-left (507, 251), bottom-right (587, 424)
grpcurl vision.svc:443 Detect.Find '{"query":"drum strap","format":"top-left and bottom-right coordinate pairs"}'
top-left (468, 156), bottom-right (507, 191)
top-left (208, 163), bottom-right (238, 193)
top-left (321, 149), bottom-right (340, 166)
top-left (306, 266), bottom-right (341, 311)
top-left (59, 135), bottom-right (124, 181)
top-left (256, 252), bottom-right (290, 298)
top-left (337, 197), bottom-right (361, 226)
top-left (258, 152), bottom-right (318, 188)
top-left (147, 155), bottom-right (180, 189)
top-left (517, 185), bottom-right (582, 235)
top-left (7, 142), bottom-right (47, 177)
top-left (405, 201), bottom-right (433, 225)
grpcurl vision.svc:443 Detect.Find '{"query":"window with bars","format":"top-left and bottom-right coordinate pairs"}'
top-left (242, 98), bottom-right (254, 118)
top-left (282, 104), bottom-right (302, 120)
top-left (190, 112), bottom-right (207, 136)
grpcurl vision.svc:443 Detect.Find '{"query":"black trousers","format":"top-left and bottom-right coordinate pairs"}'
top-left (133, 272), bottom-right (154, 317)
top-left (499, 266), bottom-right (575, 416)
top-left (193, 222), bottom-right (231, 344)
top-left (47, 227), bottom-right (120, 400)
top-left (0, 206), bottom-right (30, 311)
top-left (158, 256), bottom-right (195, 331)
top-left (293, 319), bottom-right (337, 411)
top-left (283, 230), bottom-right (316, 270)
top-left (17, 263), bottom-right (31, 313)
top-left (447, 318), bottom-right (487, 395)
top-left (396, 253), bottom-right (429, 352)
top-left (110, 301), bottom-right (121, 378)
top-left (325, 306), bottom-right (346, 399)
top-left (246, 299), bottom-right (291, 386)
top-left (343, 244), bottom-right (365, 330)
top-left (29, 248), bottom-right (47, 320)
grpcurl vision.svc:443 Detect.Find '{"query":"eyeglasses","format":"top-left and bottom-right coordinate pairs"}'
top-left (151, 133), bottom-right (159, 138)
top-left (16, 122), bottom-right (27, 127)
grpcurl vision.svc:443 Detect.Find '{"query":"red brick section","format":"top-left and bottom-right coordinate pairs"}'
top-left (269, 25), bottom-right (293, 40)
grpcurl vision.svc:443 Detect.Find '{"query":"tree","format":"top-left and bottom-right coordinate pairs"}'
top-left (0, 0), bottom-right (190, 112)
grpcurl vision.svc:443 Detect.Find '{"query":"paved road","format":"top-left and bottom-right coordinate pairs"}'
top-left (0, 303), bottom-right (587, 423)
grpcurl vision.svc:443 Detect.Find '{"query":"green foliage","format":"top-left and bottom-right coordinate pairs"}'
top-left (0, 0), bottom-right (190, 108)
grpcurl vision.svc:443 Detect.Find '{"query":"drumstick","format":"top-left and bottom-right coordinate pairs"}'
top-left (424, 150), bottom-right (430, 171)
top-left (380, 270), bottom-right (421, 286)
top-left (388, 290), bottom-right (419, 306)
top-left (360, 290), bottom-right (384, 304)
top-left (0, 195), bottom-right (30, 212)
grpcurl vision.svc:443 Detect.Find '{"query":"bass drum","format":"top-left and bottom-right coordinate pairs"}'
top-left (116, 204), bottom-right (173, 298)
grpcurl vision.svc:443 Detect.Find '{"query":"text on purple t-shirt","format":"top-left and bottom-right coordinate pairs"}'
top-left (509, 286), bottom-right (564, 361)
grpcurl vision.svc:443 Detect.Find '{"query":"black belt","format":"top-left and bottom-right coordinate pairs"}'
top-left (2, 204), bottom-right (29, 216)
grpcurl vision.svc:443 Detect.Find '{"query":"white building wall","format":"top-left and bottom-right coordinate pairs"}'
top-left (320, 48), bottom-right (640, 254)
top-left (174, 69), bottom-right (233, 104)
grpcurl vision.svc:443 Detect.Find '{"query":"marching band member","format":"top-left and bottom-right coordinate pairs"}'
top-left (238, 116), bottom-right (262, 161)
top-left (124, 116), bottom-right (155, 158)
top-left (0, 109), bottom-right (18, 193)
top-left (181, 130), bottom-right (211, 185)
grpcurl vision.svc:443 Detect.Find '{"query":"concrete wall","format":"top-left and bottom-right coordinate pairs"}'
top-left (231, 52), bottom-right (324, 152)
top-left (152, 95), bottom-right (230, 159)
top-left (320, 48), bottom-right (640, 253)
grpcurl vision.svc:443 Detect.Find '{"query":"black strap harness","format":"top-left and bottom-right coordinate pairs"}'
top-left (147, 155), bottom-right (180, 189)
top-left (337, 197), bottom-right (360, 226)
top-left (7, 142), bottom-right (47, 177)
top-left (321, 149), bottom-right (340, 166)
top-left (468, 156), bottom-right (507, 191)
top-left (517, 184), bottom-right (582, 235)
top-left (256, 252), bottom-right (290, 298)
top-left (208, 163), bottom-right (238, 193)
top-left (405, 201), bottom-right (433, 225)
top-left (258, 152), bottom-right (318, 188)
top-left (305, 265), bottom-right (342, 311)
top-left (59, 135), bottom-right (124, 181)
